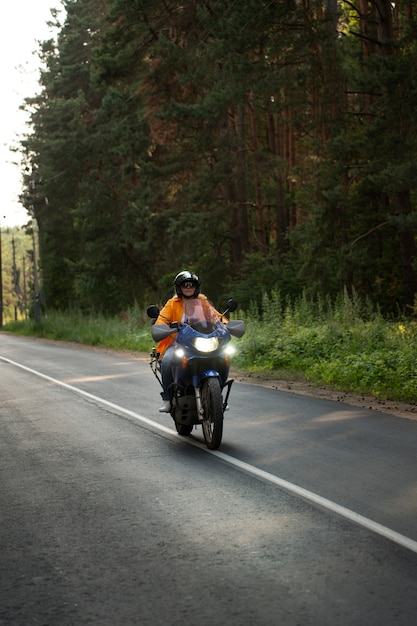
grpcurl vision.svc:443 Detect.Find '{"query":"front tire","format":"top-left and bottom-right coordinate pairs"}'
top-left (201, 378), bottom-right (224, 450)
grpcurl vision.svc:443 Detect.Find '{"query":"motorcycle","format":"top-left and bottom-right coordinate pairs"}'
top-left (147, 298), bottom-right (245, 450)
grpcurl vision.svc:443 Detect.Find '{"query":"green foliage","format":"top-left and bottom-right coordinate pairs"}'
top-left (16, 1), bottom-right (417, 318)
top-left (234, 290), bottom-right (417, 402)
top-left (3, 306), bottom-right (152, 352)
top-left (0, 228), bottom-right (33, 322)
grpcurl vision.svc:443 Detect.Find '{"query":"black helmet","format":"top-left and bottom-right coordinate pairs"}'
top-left (174, 270), bottom-right (201, 298)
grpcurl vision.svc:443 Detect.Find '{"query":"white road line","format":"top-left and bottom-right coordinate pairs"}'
top-left (3, 355), bottom-right (417, 556)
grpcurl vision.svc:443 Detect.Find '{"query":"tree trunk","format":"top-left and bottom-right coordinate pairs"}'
top-left (375, 0), bottom-right (394, 56)
top-left (393, 190), bottom-right (417, 310)
top-left (235, 104), bottom-right (250, 258)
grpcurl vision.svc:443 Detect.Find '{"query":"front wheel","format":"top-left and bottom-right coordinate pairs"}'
top-left (201, 377), bottom-right (224, 450)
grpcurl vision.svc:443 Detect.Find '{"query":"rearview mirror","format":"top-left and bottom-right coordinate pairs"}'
top-left (227, 299), bottom-right (237, 313)
top-left (147, 305), bottom-right (160, 320)
top-left (223, 299), bottom-right (237, 315)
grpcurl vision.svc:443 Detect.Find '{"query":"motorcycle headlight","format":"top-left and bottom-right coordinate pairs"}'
top-left (192, 337), bottom-right (219, 353)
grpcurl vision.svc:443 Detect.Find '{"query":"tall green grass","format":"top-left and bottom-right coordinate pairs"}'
top-left (234, 289), bottom-right (417, 402)
top-left (3, 290), bottom-right (417, 402)
top-left (3, 305), bottom-right (152, 353)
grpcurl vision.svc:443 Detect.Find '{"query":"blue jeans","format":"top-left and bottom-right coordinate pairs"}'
top-left (160, 346), bottom-right (174, 400)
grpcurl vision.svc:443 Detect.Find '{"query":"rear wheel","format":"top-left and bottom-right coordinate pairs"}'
top-left (201, 378), bottom-right (224, 450)
top-left (175, 422), bottom-right (193, 436)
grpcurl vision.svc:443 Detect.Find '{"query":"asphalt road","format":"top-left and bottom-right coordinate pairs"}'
top-left (1, 334), bottom-right (417, 625)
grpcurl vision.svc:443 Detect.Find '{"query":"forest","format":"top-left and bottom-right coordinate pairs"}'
top-left (17, 0), bottom-right (417, 317)
top-left (0, 228), bottom-right (34, 324)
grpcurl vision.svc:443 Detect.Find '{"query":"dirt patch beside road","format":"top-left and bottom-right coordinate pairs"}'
top-left (231, 369), bottom-right (417, 421)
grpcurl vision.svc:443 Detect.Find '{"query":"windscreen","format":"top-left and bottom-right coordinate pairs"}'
top-left (183, 299), bottom-right (220, 333)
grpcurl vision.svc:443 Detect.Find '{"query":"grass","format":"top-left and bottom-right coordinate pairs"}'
top-left (3, 306), bottom-right (151, 353)
top-left (3, 290), bottom-right (417, 403)
top-left (233, 290), bottom-right (417, 403)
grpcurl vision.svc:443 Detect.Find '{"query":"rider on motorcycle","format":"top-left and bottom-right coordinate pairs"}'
top-left (155, 270), bottom-right (227, 412)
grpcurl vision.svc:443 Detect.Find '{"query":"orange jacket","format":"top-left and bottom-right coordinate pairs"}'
top-left (155, 294), bottom-right (225, 358)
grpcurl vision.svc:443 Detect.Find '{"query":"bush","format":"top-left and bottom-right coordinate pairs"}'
top-left (234, 291), bottom-right (417, 402)
top-left (3, 307), bottom-right (153, 353)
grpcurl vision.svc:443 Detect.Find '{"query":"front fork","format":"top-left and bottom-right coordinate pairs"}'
top-left (195, 386), bottom-right (204, 418)
top-left (222, 379), bottom-right (234, 411)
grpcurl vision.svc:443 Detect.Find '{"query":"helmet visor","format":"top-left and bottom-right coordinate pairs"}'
top-left (181, 281), bottom-right (197, 289)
